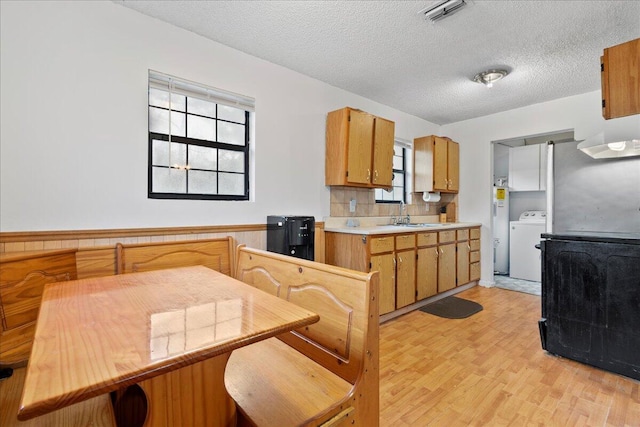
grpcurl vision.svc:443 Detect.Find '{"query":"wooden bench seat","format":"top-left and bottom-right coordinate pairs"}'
top-left (225, 246), bottom-right (380, 427)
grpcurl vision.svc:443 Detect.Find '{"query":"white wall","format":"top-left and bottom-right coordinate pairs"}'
top-left (0, 1), bottom-right (438, 231)
top-left (441, 90), bottom-right (605, 286)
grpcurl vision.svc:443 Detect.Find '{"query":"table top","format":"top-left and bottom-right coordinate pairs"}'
top-left (18, 266), bottom-right (319, 420)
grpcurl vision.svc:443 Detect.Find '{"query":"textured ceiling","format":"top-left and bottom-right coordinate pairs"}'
top-left (115, 1), bottom-right (640, 125)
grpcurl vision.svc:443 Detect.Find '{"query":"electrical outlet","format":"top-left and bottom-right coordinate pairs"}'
top-left (349, 199), bottom-right (356, 213)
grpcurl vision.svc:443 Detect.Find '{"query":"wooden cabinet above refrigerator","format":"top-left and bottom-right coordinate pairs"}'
top-left (325, 107), bottom-right (395, 188)
top-left (601, 38), bottom-right (640, 119)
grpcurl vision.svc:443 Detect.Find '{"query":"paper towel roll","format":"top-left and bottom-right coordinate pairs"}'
top-left (423, 192), bottom-right (441, 203)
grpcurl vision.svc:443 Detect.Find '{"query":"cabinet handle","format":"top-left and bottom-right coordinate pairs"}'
top-left (398, 256), bottom-right (403, 264)
top-left (435, 248), bottom-right (439, 257)
top-left (367, 169), bottom-right (371, 181)
top-left (393, 257), bottom-right (397, 268)
top-left (467, 244), bottom-right (471, 251)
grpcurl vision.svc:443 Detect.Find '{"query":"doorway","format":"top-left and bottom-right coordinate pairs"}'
top-left (490, 130), bottom-right (573, 295)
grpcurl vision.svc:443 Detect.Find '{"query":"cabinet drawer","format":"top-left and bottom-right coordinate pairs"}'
top-left (456, 229), bottom-right (469, 241)
top-left (470, 228), bottom-right (480, 239)
top-left (470, 251), bottom-right (480, 263)
top-left (438, 230), bottom-right (456, 244)
top-left (370, 236), bottom-right (394, 254)
top-left (417, 232), bottom-right (438, 247)
top-left (470, 239), bottom-right (480, 251)
top-left (395, 234), bottom-right (415, 250)
top-left (470, 262), bottom-right (480, 281)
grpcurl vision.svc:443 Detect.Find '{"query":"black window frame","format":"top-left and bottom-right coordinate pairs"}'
top-left (147, 93), bottom-right (251, 201)
top-left (375, 144), bottom-right (407, 204)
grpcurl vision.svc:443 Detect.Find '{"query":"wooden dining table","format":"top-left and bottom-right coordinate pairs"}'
top-left (17, 265), bottom-right (319, 426)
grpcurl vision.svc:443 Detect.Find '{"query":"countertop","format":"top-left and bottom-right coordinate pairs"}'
top-left (325, 222), bottom-right (482, 235)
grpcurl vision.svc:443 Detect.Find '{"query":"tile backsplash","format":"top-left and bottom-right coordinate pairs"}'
top-left (330, 187), bottom-right (456, 218)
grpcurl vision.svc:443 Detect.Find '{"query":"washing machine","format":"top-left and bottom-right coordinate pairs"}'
top-left (509, 210), bottom-right (546, 282)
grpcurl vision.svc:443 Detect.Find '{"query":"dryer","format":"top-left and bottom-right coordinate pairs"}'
top-left (509, 210), bottom-right (546, 282)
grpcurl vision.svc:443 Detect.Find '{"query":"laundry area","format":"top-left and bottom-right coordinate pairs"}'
top-left (491, 132), bottom-right (569, 294)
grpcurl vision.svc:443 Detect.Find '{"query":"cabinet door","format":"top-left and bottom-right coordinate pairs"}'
top-left (372, 117), bottom-right (394, 187)
top-left (433, 137), bottom-right (449, 191)
top-left (417, 246), bottom-right (438, 300)
top-left (456, 241), bottom-right (470, 286)
top-left (509, 144), bottom-right (541, 191)
top-left (437, 243), bottom-right (456, 292)
top-left (602, 38), bottom-right (640, 119)
top-left (346, 110), bottom-right (374, 185)
top-left (395, 249), bottom-right (416, 309)
top-left (371, 253), bottom-right (395, 315)
top-left (447, 140), bottom-right (459, 192)
top-left (413, 136), bottom-right (434, 193)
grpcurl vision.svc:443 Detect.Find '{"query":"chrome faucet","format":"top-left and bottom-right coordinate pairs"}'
top-left (391, 201), bottom-right (410, 225)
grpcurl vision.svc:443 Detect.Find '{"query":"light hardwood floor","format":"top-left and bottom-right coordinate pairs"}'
top-left (380, 286), bottom-right (639, 426)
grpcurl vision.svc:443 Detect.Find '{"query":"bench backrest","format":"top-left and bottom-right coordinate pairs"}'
top-left (116, 237), bottom-right (234, 276)
top-left (234, 245), bottom-right (379, 385)
top-left (0, 249), bottom-right (78, 366)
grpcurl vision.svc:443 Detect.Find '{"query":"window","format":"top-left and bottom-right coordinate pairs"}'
top-left (148, 71), bottom-right (254, 200)
top-left (375, 143), bottom-right (409, 203)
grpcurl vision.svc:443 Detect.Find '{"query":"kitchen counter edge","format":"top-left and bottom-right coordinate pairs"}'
top-left (325, 222), bottom-right (482, 235)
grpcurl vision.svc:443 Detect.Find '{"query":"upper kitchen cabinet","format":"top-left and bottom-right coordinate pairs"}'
top-left (325, 107), bottom-right (395, 188)
top-left (509, 144), bottom-right (547, 192)
top-left (601, 38), bottom-right (640, 119)
top-left (413, 135), bottom-right (459, 194)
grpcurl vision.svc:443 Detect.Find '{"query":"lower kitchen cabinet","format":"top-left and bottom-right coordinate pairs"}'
top-left (456, 229), bottom-right (470, 286)
top-left (325, 225), bottom-right (481, 317)
top-left (370, 253), bottom-right (396, 315)
top-left (416, 232), bottom-right (438, 300)
top-left (469, 227), bottom-right (481, 281)
top-left (540, 232), bottom-right (640, 380)
top-left (395, 234), bottom-right (416, 309)
top-left (437, 230), bottom-right (456, 292)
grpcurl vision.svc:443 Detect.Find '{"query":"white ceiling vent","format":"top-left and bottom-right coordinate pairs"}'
top-left (418, 0), bottom-right (469, 22)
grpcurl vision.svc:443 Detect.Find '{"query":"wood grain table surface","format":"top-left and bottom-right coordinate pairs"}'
top-left (18, 265), bottom-right (319, 424)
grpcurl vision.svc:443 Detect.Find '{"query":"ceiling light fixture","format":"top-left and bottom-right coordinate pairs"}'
top-left (418, 0), bottom-right (468, 22)
top-left (473, 69), bottom-right (508, 88)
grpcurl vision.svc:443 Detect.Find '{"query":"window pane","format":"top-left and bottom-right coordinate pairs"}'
top-left (393, 155), bottom-right (403, 170)
top-left (171, 142), bottom-right (187, 167)
top-left (188, 170), bottom-right (217, 194)
top-left (392, 187), bottom-right (403, 201)
top-left (187, 115), bottom-right (215, 141)
top-left (218, 150), bottom-right (244, 172)
top-left (152, 139), bottom-right (169, 166)
top-left (217, 121), bottom-right (245, 145)
top-left (149, 107), bottom-right (186, 137)
top-left (219, 173), bottom-right (244, 195)
top-left (153, 166), bottom-right (186, 193)
top-left (149, 88), bottom-right (186, 111)
top-left (153, 141), bottom-right (187, 167)
top-left (187, 97), bottom-right (216, 118)
top-left (218, 105), bottom-right (245, 123)
top-left (393, 172), bottom-right (403, 187)
top-left (188, 145), bottom-right (217, 170)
